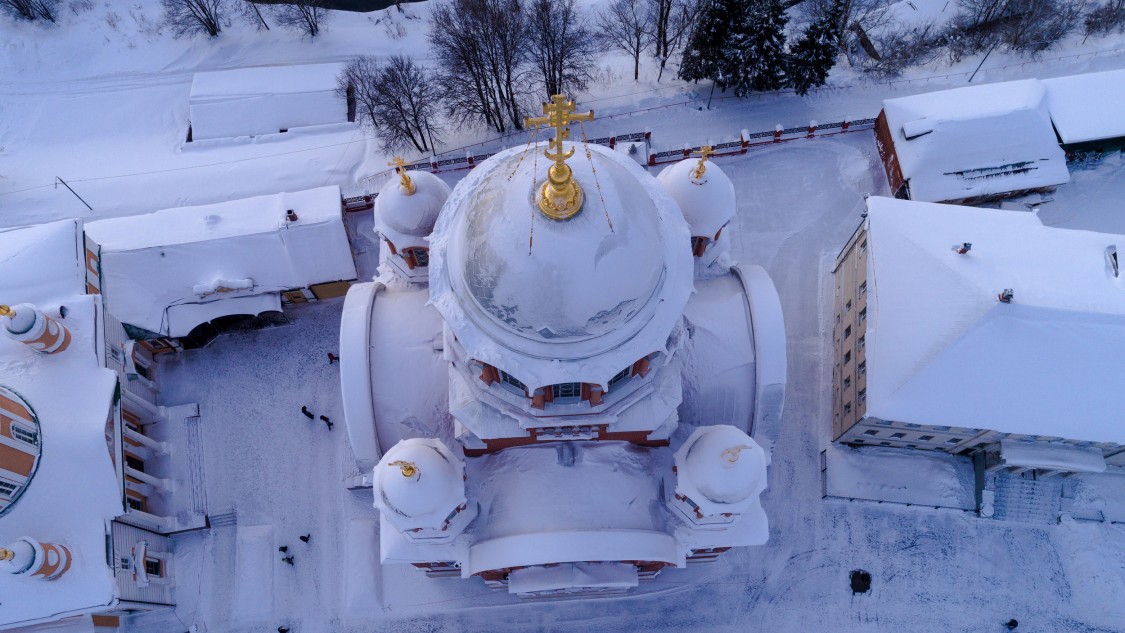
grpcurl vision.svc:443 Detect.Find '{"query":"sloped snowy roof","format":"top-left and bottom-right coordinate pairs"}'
top-left (1043, 69), bottom-right (1125, 145)
top-left (863, 197), bottom-right (1125, 445)
top-left (84, 187), bottom-right (356, 337)
top-left (0, 220), bottom-right (85, 306)
top-left (429, 142), bottom-right (694, 389)
top-left (0, 231), bottom-right (120, 627)
top-left (188, 63), bottom-right (347, 141)
top-left (881, 80), bottom-right (1070, 202)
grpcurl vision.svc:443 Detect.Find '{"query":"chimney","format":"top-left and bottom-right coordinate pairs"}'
top-left (286, 209), bottom-right (298, 222)
top-left (953, 242), bottom-right (972, 255)
top-left (998, 289), bottom-right (1013, 303)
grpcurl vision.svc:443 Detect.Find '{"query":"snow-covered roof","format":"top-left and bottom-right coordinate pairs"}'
top-left (881, 79), bottom-right (1070, 202)
top-left (0, 226), bottom-right (120, 628)
top-left (188, 63), bottom-right (347, 141)
top-left (1043, 69), bottom-right (1125, 145)
top-left (84, 186), bottom-right (356, 338)
top-left (863, 196), bottom-right (1125, 445)
top-left (429, 142), bottom-right (694, 389)
top-left (373, 170), bottom-right (451, 249)
top-left (657, 158), bottom-right (735, 238)
top-left (0, 220), bottom-right (85, 306)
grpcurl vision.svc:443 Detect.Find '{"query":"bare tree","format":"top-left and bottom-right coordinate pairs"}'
top-left (0, 0), bottom-right (57, 21)
top-left (429, 0), bottom-right (529, 133)
top-left (236, 0), bottom-right (270, 30)
top-left (340, 55), bottom-right (442, 153)
top-left (1086, 0), bottom-right (1125, 35)
top-left (647, 0), bottom-right (696, 81)
top-left (272, 0), bottom-right (327, 37)
top-left (162, 0), bottom-right (224, 37)
top-left (597, 0), bottom-right (648, 81)
top-left (527, 0), bottom-right (597, 98)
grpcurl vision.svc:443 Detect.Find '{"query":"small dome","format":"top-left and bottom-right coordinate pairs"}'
top-left (375, 170), bottom-right (452, 246)
top-left (680, 426), bottom-right (764, 505)
top-left (657, 159), bottom-right (735, 238)
top-left (375, 439), bottom-right (459, 519)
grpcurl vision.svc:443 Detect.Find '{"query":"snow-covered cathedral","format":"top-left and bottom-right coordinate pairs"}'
top-left (339, 96), bottom-right (787, 597)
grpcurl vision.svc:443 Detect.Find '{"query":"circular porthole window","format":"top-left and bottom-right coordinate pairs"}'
top-left (0, 386), bottom-right (42, 518)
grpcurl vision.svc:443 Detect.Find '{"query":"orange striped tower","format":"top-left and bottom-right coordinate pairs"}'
top-left (0, 304), bottom-right (71, 354)
top-left (0, 537), bottom-right (73, 581)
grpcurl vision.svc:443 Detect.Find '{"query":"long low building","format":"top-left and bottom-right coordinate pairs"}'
top-left (84, 186), bottom-right (357, 346)
top-left (874, 79), bottom-right (1070, 203)
top-left (1043, 68), bottom-right (1125, 153)
top-left (832, 196), bottom-right (1125, 473)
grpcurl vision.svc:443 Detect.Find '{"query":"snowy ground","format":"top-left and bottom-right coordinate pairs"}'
top-left (130, 132), bottom-right (1125, 633)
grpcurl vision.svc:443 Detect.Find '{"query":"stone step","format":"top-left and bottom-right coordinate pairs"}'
top-left (992, 474), bottom-right (1062, 524)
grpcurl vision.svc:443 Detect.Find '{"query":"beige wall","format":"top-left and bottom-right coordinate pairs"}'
top-left (832, 224), bottom-right (869, 441)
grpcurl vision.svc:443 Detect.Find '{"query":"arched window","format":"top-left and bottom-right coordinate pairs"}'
top-left (691, 236), bottom-right (709, 257)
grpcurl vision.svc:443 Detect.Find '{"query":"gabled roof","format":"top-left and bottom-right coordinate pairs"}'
top-left (0, 220), bottom-right (85, 306)
top-left (881, 79), bottom-right (1070, 202)
top-left (1043, 68), bottom-right (1125, 145)
top-left (863, 197), bottom-right (1125, 445)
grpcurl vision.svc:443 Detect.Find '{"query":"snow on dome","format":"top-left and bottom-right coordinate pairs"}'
top-left (374, 169), bottom-right (452, 248)
top-left (657, 158), bottom-right (735, 238)
top-left (429, 141), bottom-right (693, 388)
top-left (675, 425), bottom-right (767, 512)
top-left (374, 438), bottom-right (462, 523)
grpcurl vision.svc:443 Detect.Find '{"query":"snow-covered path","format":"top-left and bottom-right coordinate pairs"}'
top-left (132, 133), bottom-right (1125, 633)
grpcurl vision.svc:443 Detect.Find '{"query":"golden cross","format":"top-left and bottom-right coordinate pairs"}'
top-left (523, 95), bottom-right (595, 220)
top-left (388, 460), bottom-right (418, 478)
top-left (692, 146), bottom-right (716, 180)
top-left (388, 157), bottom-right (416, 196)
top-left (525, 95), bottom-right (595, 163)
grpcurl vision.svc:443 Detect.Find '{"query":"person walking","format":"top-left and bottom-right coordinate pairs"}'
top-left (300, 406), bottom-right (314, 420)
top-left (320, 415), bottom-right (333, 431)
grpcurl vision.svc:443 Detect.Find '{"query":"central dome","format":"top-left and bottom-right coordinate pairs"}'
top-left (454, 150), bottom-right (665, 342)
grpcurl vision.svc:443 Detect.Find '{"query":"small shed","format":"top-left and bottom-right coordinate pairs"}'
top-left (875, 79), bottom-right (1070, 203)
top-left (83, 186), bottom-right (357, 343)
top-left (1043, 68), bottom-right (1125, 153)
top-left (188, 63), bottom-right (350, 141)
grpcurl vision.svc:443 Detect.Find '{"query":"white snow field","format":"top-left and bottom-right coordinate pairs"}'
top-left (2, 2), bottom-right (1125, 632)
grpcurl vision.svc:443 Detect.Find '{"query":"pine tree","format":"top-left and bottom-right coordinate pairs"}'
top-left (678, 0), bottom-right (731, 85)
top-left (679, 0), bottom-right (788, 96)
top-left (787, 0), bottom-right (845, 96)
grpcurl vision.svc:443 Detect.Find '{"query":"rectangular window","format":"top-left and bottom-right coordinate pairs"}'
top-left (607, 368), bottom-right (631, 390)
top-left (144, 557), bottom-right (163, 578)
top-left (125, 455), bottom-right (145, 472)
top-left (844, 350), bottom-right (851, 364)
top-left (10, 424), bottom-right (37, 446)
top-left (0, 479), bottom-right (17, 497)
top-left (843, 402), bottom-right (852, 414)
top-left (413, 249), bottom-right (430, 267)
top-left (860, 240), bottom-right (867, 255)
top-left (551, 383), bottom-right (582, 400)
top-left (891, 432), bottom-right (906, 439)
top-left (499, 371), bottom-right (527, 393)
top-left (858, 335), bottom-right (866, 350)
top-left (859, 308), bottom-right (867, 324)
top-left (859, 281), bottom-right (867, 296)
top-left (845, 300), bottom-right (852, 314)
top-left (843, 376), bottom-right (851, 389)
top-left (945, 438), bottom-right (962, 445)
top-left (858, 388), bottom-right (866, 405)
top-left (863, 429), bottom-right (878, 436)
top-left (844, 325), bottom-right (852, 339)
top-left (858, 361), bottom-right (866, 376)
top-left (918, 435), bottom-right (934, 441)
top-left (126, 497), bottom-right (145, 512)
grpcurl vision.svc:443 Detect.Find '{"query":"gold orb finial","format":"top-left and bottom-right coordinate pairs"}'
top-left (524, 95), bottom-right (595, 220)
top-left (389, 157), bottom-right (416, 196)
top-left (0, 305), bottom-right (13, 318)
top-left (0, 547), bottom-right (13, 561)
top-left (720, 444), bottom-right (753, 464)
top-left (691, 146), bottom-right (716, 181)
top-left (388, 460), bottom-right (418, 478)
